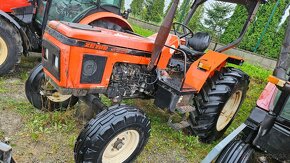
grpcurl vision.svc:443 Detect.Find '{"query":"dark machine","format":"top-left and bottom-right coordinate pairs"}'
top-left (203, 15), bottom-right (290, 163)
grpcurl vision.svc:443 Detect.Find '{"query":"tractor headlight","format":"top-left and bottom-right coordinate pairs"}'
top-left (44, 49), bottom-right (49, 60)
top-left (82, 60), bottom-right (97, 76)
top-left (54, 55), bottom-right (59, 69)
top-left (80, 55), bottom-right (107, 84)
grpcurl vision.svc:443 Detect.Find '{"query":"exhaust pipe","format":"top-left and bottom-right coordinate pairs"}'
top-left (147, 0), bottom-right (180, 71)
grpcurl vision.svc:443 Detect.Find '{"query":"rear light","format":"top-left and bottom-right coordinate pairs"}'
top-left (268, 75), bottom-right (286, 87)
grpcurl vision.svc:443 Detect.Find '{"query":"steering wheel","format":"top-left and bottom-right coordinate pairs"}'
top-left (173, 22), bottom-right (194, 39)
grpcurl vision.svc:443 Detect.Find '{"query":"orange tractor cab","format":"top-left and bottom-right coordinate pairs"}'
top-left (25, 0), bottom-right (266, 162)
top-left (0, 0), bottom-right (131, 75)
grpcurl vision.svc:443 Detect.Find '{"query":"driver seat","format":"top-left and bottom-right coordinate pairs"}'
top-left (180, 32), bottom-right (211, 61)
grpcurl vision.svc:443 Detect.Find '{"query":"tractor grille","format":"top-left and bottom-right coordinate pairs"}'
top-left (80, 54), bottom-right (107, 84)
top-left (42, 40), bottom-right (60, 81)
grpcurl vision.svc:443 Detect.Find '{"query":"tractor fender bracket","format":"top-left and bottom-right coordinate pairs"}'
top-left (227, 55), bottom-right (244, 65)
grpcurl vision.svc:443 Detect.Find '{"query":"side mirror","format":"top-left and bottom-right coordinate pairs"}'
top-left (122, 9), bottom-right (131, 19)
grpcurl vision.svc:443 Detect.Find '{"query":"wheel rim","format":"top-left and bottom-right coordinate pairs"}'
top-left (216, 90), bottom-right (243, 131)
top-left (102, 129), bottom-right (140, 163)
top-left (47, 92), bottom-right (72, 103)
top-left (0, 37), bottom-right (8, 65)
top-left (40, 79), bottom-right (72, 103)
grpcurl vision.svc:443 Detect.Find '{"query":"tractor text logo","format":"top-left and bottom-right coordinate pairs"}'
top-left (84, 42), bottom-right (109, 51)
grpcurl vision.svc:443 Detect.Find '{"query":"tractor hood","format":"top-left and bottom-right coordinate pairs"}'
top-left (46, 21), bottom-right (155, 53)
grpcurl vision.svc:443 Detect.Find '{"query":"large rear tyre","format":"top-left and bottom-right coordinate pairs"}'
top-left (25, 64), bottom-right (78, 111)
top-left (74, 105), bottom-right (151, 163)
top-left (216, 140), bottom-right (256, 163)
top-left (189, 67), bottom-right (250, 143)
top-left (0, 18), bottom-right (23, 75)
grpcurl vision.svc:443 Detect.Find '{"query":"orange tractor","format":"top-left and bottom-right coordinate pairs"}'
top-left (25, 0), bottom-right (265, 162)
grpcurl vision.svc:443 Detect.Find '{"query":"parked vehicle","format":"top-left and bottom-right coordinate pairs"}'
top-left (25, 0), bottom-right (266, 162)
top-left (203, 15), bottom-right (290, 163)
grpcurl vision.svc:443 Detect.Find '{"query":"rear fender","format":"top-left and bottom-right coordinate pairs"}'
top-left (79, 12), bottom-right (133, 31)
top-left (184, 50), bottom-right (244, 92)
top-left (0, 10), bottom-right (30, 55)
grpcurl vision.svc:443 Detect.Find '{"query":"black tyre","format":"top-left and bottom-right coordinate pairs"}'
top-left (74, 105), bottom-right (151, 163)
top-left (25, 64), bottom-right (78, 111)
top-left (0, 18), bottom-right (23, 75)
top-left (216, 140), bottom-right (256, 163)
top-left (189, 67), bottom-right (250, 143)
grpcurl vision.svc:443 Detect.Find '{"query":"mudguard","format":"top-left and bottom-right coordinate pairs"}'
top-left (184, 50), bottom-right (244, 92)
top-left (0, 10), bottom-right (21, 29)
top-left (79, 12), bottom-right (133, 31)
top-left (0, 10), bottom-right (30, 54)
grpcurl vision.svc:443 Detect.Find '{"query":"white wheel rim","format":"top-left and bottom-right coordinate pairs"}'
top-left (216, 90), bottom-right (243, 131)
top-left (47, 92), bottom-right (72, 103)
top-left (41, 79), bottom-right (72, 103)
top-left (0, 37), bottom-right (8, 65)
top-left (102, 130), bottom-right (140, 163)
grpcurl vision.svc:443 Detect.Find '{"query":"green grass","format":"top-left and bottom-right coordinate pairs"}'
top-left (132, 24), bottom-right (155, 37)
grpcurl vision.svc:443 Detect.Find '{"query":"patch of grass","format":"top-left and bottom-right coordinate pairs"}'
top-left (132, 24), bottom-right (155, 37)
top-left (3, 99), bottom-right (77, 141)
top-left (0, 130), bottom-right (4, 140)
top-left (0, 81), bottom-right (8, 93)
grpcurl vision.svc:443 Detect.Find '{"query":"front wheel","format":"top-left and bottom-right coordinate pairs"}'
top-left (25, 64), bottom-right (78, 111)
top-left (189, 67), bottom-right (250, 143)
top-left (216, 140), bottom-right (256, 163)
top-left (74, 105), bottom-right (151, 163)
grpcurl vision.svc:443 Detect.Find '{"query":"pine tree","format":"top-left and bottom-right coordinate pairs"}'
top-left (176, 0), bottom-right (192, 23)
top-left (121, 0), bottom-right (125, 11)
top-left (144, 0), bottom-right (165, 23)
top-left (165, 0), bottom-right (174, 16)
top-left (130, 0), bottom-right (144, 16)
top-left (203, 2), bottom-right (234, 40)
top-left (221, 0), bottom-right (288, 59)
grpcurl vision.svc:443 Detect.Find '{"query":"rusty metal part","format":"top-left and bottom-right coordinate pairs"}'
top-left (148, 0), bottom-right (180, 70)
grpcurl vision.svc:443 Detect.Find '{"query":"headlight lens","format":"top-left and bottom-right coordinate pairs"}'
top-left (44, 48), bottom-right (49, 60)
top-left (82, 60), bottom-right (97, 76)
top-left (54, 55), bottom-right (59, 69)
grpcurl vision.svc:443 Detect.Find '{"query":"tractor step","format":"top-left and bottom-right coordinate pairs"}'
top-left (168, 120), bottom-right (191, 130)
top-left (176, 105), bottom-right (195, 114)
